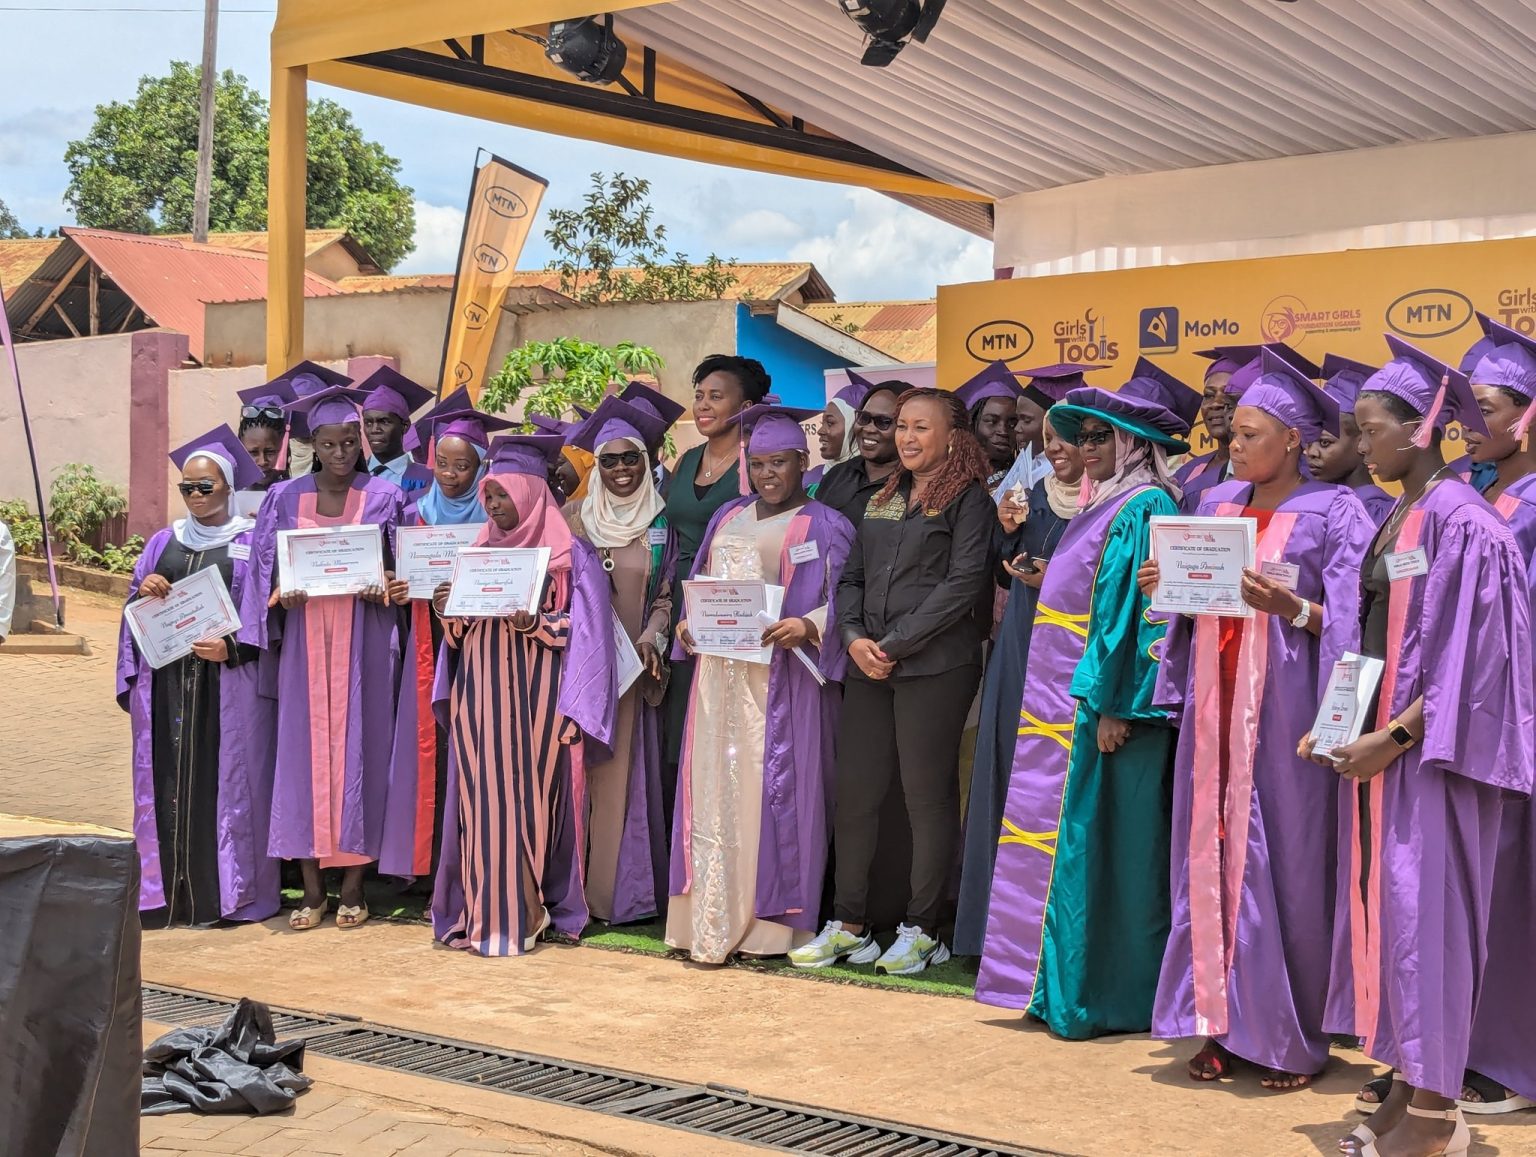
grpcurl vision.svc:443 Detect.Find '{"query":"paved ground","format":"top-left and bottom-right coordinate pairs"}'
top-left (6, 593), bottom-right (1532, 1155)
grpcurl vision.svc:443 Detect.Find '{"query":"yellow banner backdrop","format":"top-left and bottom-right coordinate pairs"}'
top-left (438, 153), bottom-right (548, 400)
top-left (938, 235), bottom-right (1536, 456)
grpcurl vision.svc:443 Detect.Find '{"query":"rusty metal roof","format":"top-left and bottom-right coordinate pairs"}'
top-left (0, 237), bottom-right (65, 300)
top-left (504, 261), bottom-right (834, 305)
top-left (802, 299), bottom-right (936, 363)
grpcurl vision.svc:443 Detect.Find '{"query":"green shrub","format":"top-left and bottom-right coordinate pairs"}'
top-left (0, 499), bottom-right (43, 555)
top-left (99, 535), bottom-right (145, 575)
top-left (48, 463), bottom-right (128, 565)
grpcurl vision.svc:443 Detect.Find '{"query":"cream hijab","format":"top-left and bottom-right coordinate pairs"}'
top-left (578, 436), bottom-right (665, 548)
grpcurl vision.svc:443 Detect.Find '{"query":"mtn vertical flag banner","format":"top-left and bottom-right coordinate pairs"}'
top-left (438, 153), bottom-right (548, 401)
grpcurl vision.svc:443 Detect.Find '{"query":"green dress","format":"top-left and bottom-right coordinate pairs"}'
top-left (976, 484), bottom-right (1176, 1039)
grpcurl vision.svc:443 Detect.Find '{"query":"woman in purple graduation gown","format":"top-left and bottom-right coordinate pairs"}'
top-left (1148, 350), bottom-right (1373, 1089)
top-left (118, 426), bottom-right (279, 927)
top-left (430, 434), bottom-right (616, 956)
top-left (238, 385), bottom-right (404, 932)
top-left (1308, 355), bottom-right (1395, 528)
top-left (1306, 337), bottom-right (1534, 1157)
top-left (669, 405), bottom-right (854, 963)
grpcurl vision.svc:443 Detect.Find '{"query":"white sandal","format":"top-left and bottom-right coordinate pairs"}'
top-left (1345, 1073), bottom-right (1403, 1151)
top-left (522, 907), bottom-right (551, 952)
top-left (1357, 1105), bottom-right (1468, 1157)
top-left (335, 903), bottom-right (370, 930)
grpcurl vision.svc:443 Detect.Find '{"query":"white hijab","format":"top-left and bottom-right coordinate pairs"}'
top-left (173, 451), bottom-right (256, 550)
top-left (828, 398), bottom-right (859, 466)
top-left (579, 437), bottom-right (665, 548)
top-left (1078, 429), bottom-right (1182, 513)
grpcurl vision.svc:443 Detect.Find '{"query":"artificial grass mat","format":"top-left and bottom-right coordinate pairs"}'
top-left (281, 886), bottom-right (978, 999)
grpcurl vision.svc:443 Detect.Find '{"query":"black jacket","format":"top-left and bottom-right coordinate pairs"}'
top-left (835, 476), bottom-right (996, 678)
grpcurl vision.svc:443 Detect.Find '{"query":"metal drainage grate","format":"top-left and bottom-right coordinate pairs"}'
top-left (142, 985), bottom-right (1065, 1157)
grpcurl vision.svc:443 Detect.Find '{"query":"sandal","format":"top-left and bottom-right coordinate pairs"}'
top-left (1459, 1069), bottom-right (1536, 1115)
top-left (1355, 1072), bottom-right (1396, 1114)
top-left (288, 899), bottom-right (328, 930)
top-left (1355, 1104), bottom-right (1469, 1157)
top-left (1187, 1038), bottom-right (1237, 1081)
top-left (335, 903), bottom-right (370, 930)
top-left (522, 907), bottom-right (551, 952)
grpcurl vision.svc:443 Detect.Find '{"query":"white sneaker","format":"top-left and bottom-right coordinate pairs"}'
top-left (787, 920), bottom-right (881, 969)
top-left (874, 923), bottom-right (950, 976)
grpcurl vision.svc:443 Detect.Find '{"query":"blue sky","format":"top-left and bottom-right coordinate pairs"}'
top-left (0, 5), bottom-right (990, 300)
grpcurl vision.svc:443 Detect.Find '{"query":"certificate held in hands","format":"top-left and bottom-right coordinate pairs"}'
top-left (124, 565), bottom-right (242, 669)
top-left (683, 578), bottom-right (785, 665)
top-left (1149, 515), bottom-right (1256, 617)
top-left (443, 547), bottom-right (550, 618)
top-left (396, 524), bottom-right (481, 599)
top-left (277, 524), bottom-right (384, 597)
top-left (1310, 651), bottom-right (1385, 759)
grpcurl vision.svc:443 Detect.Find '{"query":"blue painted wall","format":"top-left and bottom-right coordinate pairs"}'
top-left (734, 304), bottom-right (853, 408)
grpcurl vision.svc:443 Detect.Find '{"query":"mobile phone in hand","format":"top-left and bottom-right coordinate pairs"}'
top-left (1010, 553), bottom-right (1039, 574)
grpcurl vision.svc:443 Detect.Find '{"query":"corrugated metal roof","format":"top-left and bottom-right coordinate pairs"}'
top-left (161, 228), bottom-right (349, 256)
top-left (63, 228), bottom-right (341, 357)
top-left (803, 299), bottom-right (937, 364)
top-left (619, 0), bottom-right (1536, 199)
top-left (0, 237), bottom-right (64, 300)
top-left (504, 261), bottom-right (833, 304)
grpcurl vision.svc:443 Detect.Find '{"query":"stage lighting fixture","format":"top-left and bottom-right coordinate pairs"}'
top-left (835, 0), bottom-right (946, 67)
top-left (546, 15), bottom-right (628, 85)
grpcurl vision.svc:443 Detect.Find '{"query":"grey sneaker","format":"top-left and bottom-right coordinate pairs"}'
top-left (874, 923), bottom-right (950, 976)
top-left (788, 920), bottom-right (880, 969)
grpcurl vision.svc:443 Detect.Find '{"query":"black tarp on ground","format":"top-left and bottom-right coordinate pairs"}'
top-left (0, 819), bottom-right (141, 1157)
top-left (142, 999), bottom-right (311, 1115)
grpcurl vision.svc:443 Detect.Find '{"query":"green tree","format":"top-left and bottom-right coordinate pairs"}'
top-left (545, 172), bottom-right (736, 303)
top-left (481, 337), bottom-right (664, 422)
top-left (62, 62), bottom-right (416, 269)
top-left (0, 197), bottom-right (39, 239)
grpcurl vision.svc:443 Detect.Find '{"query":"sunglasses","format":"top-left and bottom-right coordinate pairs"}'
top-left (1075, 428), bottom-right (1115, 448)
top-left (178, 479), bottom-right (219, 495)
top-left (241, 404), bottom-right (284, 421)
top-left (853, 411), bottom-right (895, 432)
top-left (598, 450), bottom-right (644, 469)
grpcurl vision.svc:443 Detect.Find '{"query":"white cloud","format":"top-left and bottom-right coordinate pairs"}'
top-left (722, 208), bottom-right (805, 248)
top-left (396, 201), bottom-right (467, 273)
top-left (789, 188), bottom-right (993, 300)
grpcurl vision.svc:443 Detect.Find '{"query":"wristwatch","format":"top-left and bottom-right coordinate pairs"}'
top-left (1289, 599), bottom-right (1312, 630)
top-left (1387, 719), bottom-right (1417, 750)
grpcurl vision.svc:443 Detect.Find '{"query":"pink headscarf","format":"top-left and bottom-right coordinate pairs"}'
top-left (476, 471), bottom-right (574, 607)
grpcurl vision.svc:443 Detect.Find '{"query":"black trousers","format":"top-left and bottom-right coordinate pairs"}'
top-left (832, 664), bottom-right (981, 934)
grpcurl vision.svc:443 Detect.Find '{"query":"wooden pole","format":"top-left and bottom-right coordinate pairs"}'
top-left (266, 63), bottom-right (308, 373)
top-left (88, 265), bottom-right (99, 335)
top-left (192, 0), bottom-right (219, 243)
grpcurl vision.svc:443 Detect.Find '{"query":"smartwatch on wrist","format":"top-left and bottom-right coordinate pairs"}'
top-left (1387, 719), bottom-right (1417, 750)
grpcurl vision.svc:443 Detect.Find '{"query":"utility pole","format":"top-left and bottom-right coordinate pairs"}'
top-left (192, 0), bottom-right (219, 243)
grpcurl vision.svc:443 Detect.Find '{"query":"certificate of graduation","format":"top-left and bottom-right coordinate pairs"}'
top-left (124, 565), bottom-right (242, 669)
top-left (1310, 651), bottom-right (1385, 759)
top-left (277, 524), bottom-right (385, 598)
top-left (612, 610), bottom-right (645, 697)
top-left (683, 578), bottom-right (785, 664)
top-left (443, 547), bottom-right (550, 618)
top-left (1149, 515), bottom-right (1256, 618)
top-left (396, 524), bottom-right (481, 599)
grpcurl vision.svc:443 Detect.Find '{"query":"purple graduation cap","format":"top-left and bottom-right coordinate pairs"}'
top-left (283, 384), bottom-right (369, 430)
top-left (620, 380), bottom-right (687, 432)
top-left (408, 385), bottom-right (480, 457)
top-left (1320, 353), bottom-right (1380, 415)
top-left (1364, 335), bottom-right (1489, 446)
top-left (736, 402), bottom-right (821, 456)
top-left (1196, 342), bottom-right (1322, 381)
top-left (954, 360), bottom-right (1024, 412)
top-left (832, 369), bottom-right (877, 410)
top-left (236, 377), bottom-right (299, 416)
top-left (1122, 356), bottom-right (1200, 428)
top-left (170, 423), bottom-right (265, 491)
top-left (526, 413), bottom-right (575, 438)
top-left (1469, 313), bottom-right (1536, 440)
top-left (356, 366), bottom-right (435, 420)
top-left (484, 433), bottom-right (566, 479)
top-left (566, 395), bottom-right (669, 455)
top-left (1048, 359), bottom-right (1194, 450)
top-left (1018, 362), bottom-right (1108, 409)
top-left (1237, 348), bottom-right (1341, 443)
top-left (421, 408), bottom-right (517, 458)
top-left (273, 360), bottom-right (352, 396)
top-left (1459, 334), bottom-right (1499, 376)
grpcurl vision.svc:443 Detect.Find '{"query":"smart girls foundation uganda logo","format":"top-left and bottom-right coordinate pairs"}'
top-left (1259, 295), bottom-right (1362, 344)
top-left (1053, 309), bottom-right (1119, 361)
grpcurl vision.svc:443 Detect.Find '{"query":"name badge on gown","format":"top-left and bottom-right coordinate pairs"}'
top-left (1259, 560), bottom-right (1299, 590)
top-left (227, 543), bottom-right (251, 561)
top-left (647, 528), bottom-right (668, 546)
top-left (1385, 547), bottom-right (1429, 581)
top-left (788, 540), bottom-right (820, 564)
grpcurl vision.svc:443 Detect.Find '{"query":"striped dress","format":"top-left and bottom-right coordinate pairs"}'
top-left (438, 581), bottom-right (577, 957)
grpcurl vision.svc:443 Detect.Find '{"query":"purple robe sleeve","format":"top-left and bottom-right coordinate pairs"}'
top-left (810, 505), bottom-right (855, 683)
top-left (237, 484), bottom-right (283, 649)
top-left (1415, 510), bottom-right (1536, 794)
top-left (556, 538), bottom-right (618, 750)
top-left (1316, 487), bottom-right (1371, 686)
top-left (117, 529), bottom-right (172, 910)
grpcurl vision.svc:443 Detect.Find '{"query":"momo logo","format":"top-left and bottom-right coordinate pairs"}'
top-left (473, 244), bottom-right (509, 274)
top-left (1386, 288), bottom-right (1474, 340)
top-left (483, 184), bottom-right (530, 219)
top-left (462, 300), bottom-right (490, 330)
top-left (1139, 307), bottom-right (1179, 353)
top-left (1260, 295), bottom-right (1361, 344)
top-left (965, 319), bottom-right (1034, 363)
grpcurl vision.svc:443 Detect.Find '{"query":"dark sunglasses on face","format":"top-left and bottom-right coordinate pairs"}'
top-left (854, 411), bottom-right (895, 432)
top-left (241, 404), bottom-right (284, 421)
top-left (598, 450), bottom-right (644, 469)
top-left (178, 479), bottom-right (219, 495)
top-left (1075, 428), bottom-right (1115, 448)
